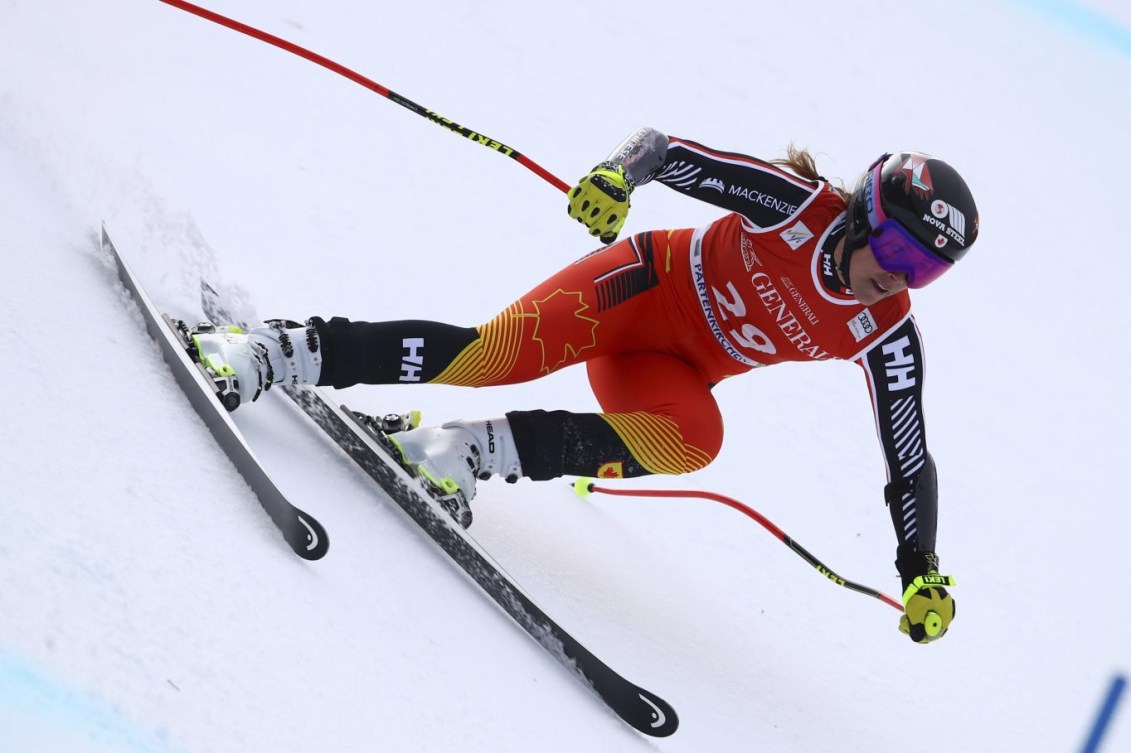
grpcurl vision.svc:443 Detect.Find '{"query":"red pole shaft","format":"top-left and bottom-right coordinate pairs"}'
top-left (157, 0), bottom-right (571, 194)
top-left (587, 483), bottom-right (903, 611)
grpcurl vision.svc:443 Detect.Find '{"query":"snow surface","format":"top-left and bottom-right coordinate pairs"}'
top-left (1, 1), bottom-right (1129, 750)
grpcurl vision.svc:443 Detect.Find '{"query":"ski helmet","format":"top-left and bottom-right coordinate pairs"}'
top-left (843, 152), bottom-right (979, 289)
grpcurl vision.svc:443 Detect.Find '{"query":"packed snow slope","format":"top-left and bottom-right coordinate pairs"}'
top-left (2, 1), bottom-right (1129, 751)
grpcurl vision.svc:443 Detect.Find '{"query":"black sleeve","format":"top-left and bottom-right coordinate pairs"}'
top-left (856, 316), bottom-right (939, 555)
top-left (651, 137), bottom-right (822, 229)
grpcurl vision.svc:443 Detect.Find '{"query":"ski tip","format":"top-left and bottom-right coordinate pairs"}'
top-left (287, 511), bottom-right (330, 560)
top-left (590, 668), bottom-right (678, 737)
top-left (623, 688), bottom-right (679, 737)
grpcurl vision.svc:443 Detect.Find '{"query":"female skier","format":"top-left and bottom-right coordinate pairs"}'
top-left (194, 127), bottom-right (979, 643)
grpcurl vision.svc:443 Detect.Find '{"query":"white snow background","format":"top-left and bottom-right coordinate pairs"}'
top-left (1, 0), bottom-right (1129, 751)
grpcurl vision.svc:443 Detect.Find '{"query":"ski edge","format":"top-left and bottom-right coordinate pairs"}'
top-left (198, 275), bottom-right (677, 736)
top-left (288, 383), bottom-right (678, 736)
top-left (103, 225), bottom-right (328, 560)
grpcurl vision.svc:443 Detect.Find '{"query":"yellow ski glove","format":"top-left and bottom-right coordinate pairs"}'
top-left (567, 162), bottom-right (632, 244)
top-left (900, 572), bottom-right (956, 643)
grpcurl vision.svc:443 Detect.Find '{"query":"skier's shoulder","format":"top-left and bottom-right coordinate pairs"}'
top-left (843, 294), bottom-right (916, 361)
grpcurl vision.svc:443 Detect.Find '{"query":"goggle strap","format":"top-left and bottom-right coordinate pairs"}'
top-left (838, 239), bottom-right (858, 289)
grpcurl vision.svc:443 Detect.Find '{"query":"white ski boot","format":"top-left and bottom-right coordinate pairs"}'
top-left (388, 417), bottom-right (523, 529)
top-left (189, 319), bottom-right (322, 409)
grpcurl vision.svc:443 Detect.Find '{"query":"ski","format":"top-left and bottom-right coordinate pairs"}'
top-left (200, 282), bottom-right (679, 737)
top-left (102, 227), bottom-right (328, 560)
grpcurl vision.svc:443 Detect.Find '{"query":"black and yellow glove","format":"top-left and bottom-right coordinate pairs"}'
top-left (567, 161), bottom-right (632, 244)
top-left (900, 572), bottom-right (956, 643)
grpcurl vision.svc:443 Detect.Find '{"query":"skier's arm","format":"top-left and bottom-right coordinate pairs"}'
top-left (648, 134), bottom-right (822, 228)
top-left (856, 316), bottom-right (938, 563)
top-left (856, 316), bottom-right (956, 643)
top-left (568, 127), bottom-right (825, 241)
top-left (603, 126), bottom-right (670, 186)
top-left (565, 127), bottom-right (667, 244)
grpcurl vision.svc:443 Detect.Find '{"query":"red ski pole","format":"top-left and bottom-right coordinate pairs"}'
top-left (157, 0), bottom-right (571, 194)
top-left (575, 479), bottom-right (903, 611)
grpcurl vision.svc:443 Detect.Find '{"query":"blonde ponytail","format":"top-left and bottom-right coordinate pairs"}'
top-left (770, 145), bottom-right (850, 202)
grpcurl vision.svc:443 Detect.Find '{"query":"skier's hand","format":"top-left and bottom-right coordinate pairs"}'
top-left (567, 162), bottom-right (632, 244)
top-left (899, 572), bottom-right (955, 643)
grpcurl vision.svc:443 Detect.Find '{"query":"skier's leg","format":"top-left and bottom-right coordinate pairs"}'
top-left (506, 350), bottom-right (723, 480)
top-left (312, 317), bottom-right (479, 388)
top-left (375, 231), bottom-right (713, 502)
top-left (195, 230), bottom-right (684, 402)
top-left (271, 231), bottom-right (690, 511)
top-left (313, 230), bottom-right (680, 390)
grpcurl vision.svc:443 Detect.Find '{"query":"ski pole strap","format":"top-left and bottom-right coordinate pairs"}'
top-left (576, 480), bottom-right (903, 612)
top-left (901, 573), bottom-right (956, 606)
top-left (158, 0), bottom-right (570, 194)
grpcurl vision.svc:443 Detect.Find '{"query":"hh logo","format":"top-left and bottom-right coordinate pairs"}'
top-left (882, 336), bottom-right (917, 391)
top-left (597, 461), bottom-right (624, 479)
top-left (400, 337), bottom-right (424, 382)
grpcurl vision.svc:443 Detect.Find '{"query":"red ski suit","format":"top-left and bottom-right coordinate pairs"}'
top-left (314, 135), bottom-right (936, 554)
top-left (450, 141), bottom-right (912, 475)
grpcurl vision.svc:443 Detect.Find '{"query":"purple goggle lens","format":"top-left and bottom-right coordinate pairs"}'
top-left (868, 220), bottom-right (952, 289)
top-left (859, 156), bottom-right (953, 289)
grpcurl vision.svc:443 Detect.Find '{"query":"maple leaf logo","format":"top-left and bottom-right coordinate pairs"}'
top-left (597, 461), bottom-right (624, 479)
top-left (530, 289), bottom-right (599, 374)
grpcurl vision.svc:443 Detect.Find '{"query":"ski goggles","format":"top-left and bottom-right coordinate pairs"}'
top-left (848, 154), bottom-right (952, 289)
